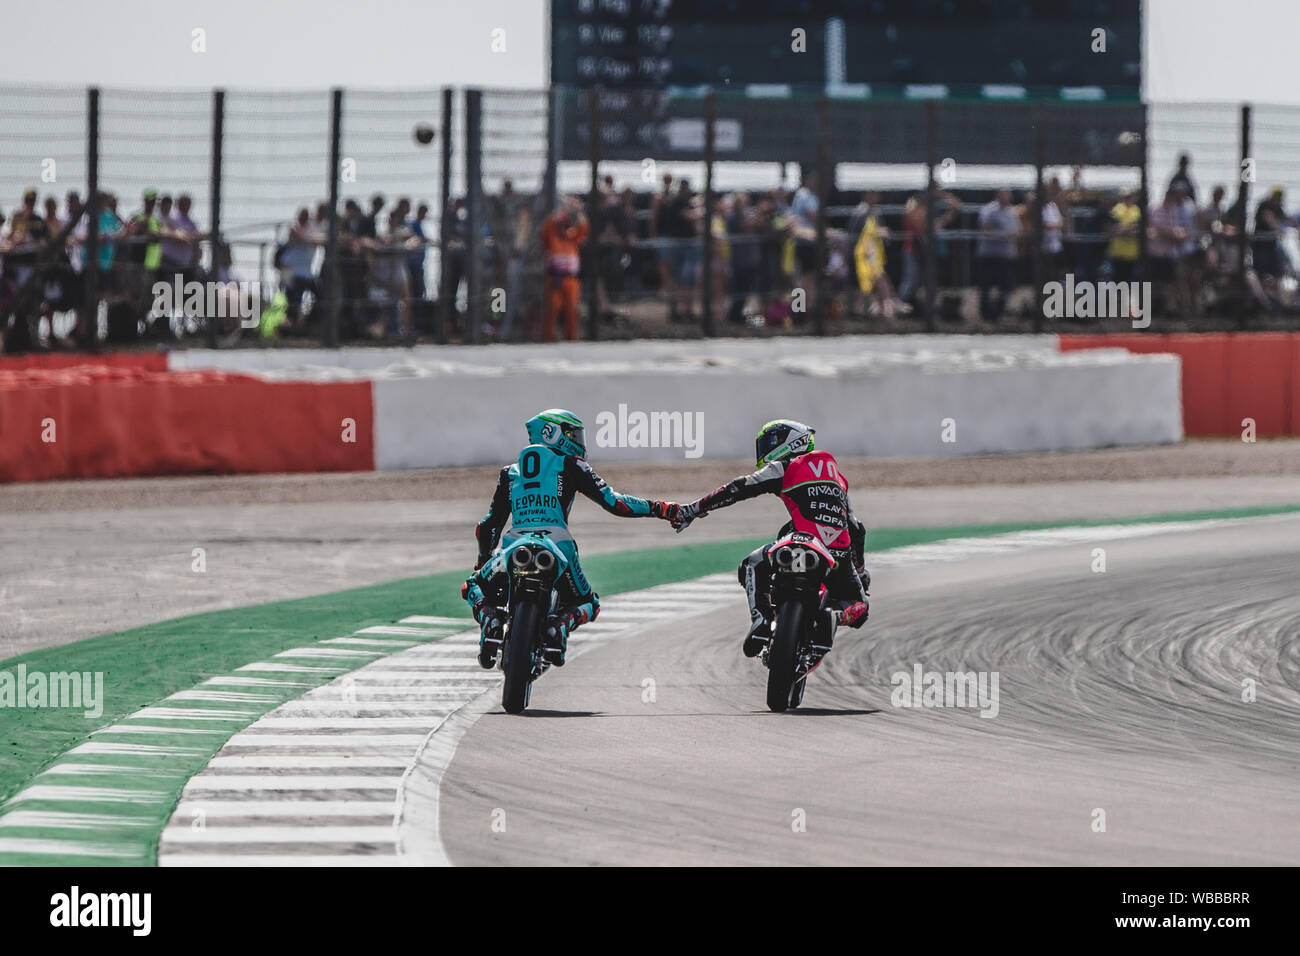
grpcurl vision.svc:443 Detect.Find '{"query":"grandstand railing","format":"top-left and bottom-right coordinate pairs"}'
top-left (1, 85), bottom-right (1297, 353)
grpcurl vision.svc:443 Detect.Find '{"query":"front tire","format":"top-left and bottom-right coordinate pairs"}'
top-left (766, 600), bottom-right (805, 713)
top-left (502, 601), bottom-right (541, 714)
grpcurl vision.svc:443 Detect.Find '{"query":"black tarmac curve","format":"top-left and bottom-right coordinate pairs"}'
top-left (439, 516), bottom-right (1300, 865)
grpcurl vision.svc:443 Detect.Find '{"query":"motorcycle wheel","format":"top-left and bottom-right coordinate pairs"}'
top-left (502, 601), bottom-right (540, 714)
top-left (766, 600), bottom-right (804, 713)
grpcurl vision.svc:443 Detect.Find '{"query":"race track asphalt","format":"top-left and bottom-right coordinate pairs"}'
top-left (438, 515), bottom-right (1300, 865)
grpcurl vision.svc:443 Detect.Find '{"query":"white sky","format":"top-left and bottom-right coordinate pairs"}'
top-left (0, 0), bottom-right (1296, 104)
top-left (1, 0), bottom-right (549, 91)
top-left (1144, 0), bottom-right (1299, 103)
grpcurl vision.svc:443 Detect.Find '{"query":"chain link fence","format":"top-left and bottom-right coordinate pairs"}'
top-left (3, 84), bottom-right (1299, 354)
top-left (223, 89), bottom-right (332, 343)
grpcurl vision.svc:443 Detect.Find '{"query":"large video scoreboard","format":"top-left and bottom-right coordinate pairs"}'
top-left (551, 0), bottom-right (1144, 165)
top-left (551, 0), bottom-right (1142, 100)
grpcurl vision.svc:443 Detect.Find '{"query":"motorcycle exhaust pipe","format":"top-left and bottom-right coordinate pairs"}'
top-left (533, 548), bottom-right (556, 571)
top-left (511, 548), bottom-right (535, 570)
top-left (773, 544), bottom-right (820, 572)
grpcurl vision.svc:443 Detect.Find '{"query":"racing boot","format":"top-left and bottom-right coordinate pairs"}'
top-left (809, 600), bottom-right (869, 664)
top-left (743, 610), bottom-right (773, 658)
top-left (543, 613), bottom-right (572, 667)
top-left (477, 612), bottom-right (505, 669)
top-left (467, 590), bottom-right (506, 670)
top-left (809, 608), bottom-right (839, 664)
top-left (840, 598), bottom-right (869, 629)
top-left (740, 551), bottom-right (775, 658)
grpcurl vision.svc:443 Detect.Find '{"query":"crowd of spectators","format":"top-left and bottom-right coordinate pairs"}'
top-left (4, 150), bottom-right (1298, 351)
top-left (0, 186), bottom-right (207, 349)
top-left (0, 186), bottom-right (439, 349)
top-left (970, 155), bottom-right (1297, 323)
top-left (275, 190), bottom-right (530, 343)
top-left (300, 193), bottom-right (432, 342)
top-left (577, 156), bottom-right (1300, 329)
top-left (580, 171), bottom-right (920, 330)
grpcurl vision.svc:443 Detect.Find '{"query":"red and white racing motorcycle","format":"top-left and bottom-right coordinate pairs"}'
top-left (758, 531), bottom-right (839, 713)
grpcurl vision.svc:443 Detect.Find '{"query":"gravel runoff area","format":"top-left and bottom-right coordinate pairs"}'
top-left (1, 439), bottom-right (1298, 657)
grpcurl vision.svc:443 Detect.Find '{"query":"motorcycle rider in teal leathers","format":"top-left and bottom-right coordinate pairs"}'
top-left (462, 409), bottom-right (686, 668)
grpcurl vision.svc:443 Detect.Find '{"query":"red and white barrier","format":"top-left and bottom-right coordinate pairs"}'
top-left (1061, 332), bottom-right (1300, 437)
top-left (0, 365), bottom-right (372, 483)
top-left (0, 334), bottom-right (1210, 482)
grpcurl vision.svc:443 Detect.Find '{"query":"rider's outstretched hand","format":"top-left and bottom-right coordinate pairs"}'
top-left (650, 500), bottom-right (689, 529)
top-left (671, 501), bottom-right (703, 533)
top-left (650, 500), bottom-right (683, 524)
top-left (649, 500), bottom-right (705, 532)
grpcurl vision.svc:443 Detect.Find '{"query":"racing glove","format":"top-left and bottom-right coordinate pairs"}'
top-left (669, 500), bottom-right (703, 533)
top-left (651, 500), bottom-right (700, 530)
top-left (856, 566), bottom-right (871, 595)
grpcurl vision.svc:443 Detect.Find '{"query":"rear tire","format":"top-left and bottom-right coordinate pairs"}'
top-left (766, 600), bottom-right (805, 713)
top-left (502, 601), bottom-right (540, 714)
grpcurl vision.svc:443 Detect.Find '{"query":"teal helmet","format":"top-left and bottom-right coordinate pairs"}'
top-left (755, 419), bottom-right (815, 467)
top-left (526, 409), bottom-right (587, 459)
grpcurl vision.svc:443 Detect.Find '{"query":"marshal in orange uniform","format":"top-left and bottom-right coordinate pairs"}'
top-left (540, 197), bottom-right (589, 342)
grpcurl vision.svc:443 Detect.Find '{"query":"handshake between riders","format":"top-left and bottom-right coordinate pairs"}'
top-left (461, 410), bottom-right (871, 699)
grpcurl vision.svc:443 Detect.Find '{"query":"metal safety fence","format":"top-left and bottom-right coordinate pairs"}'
top-left (2, 84), bottom-right (1299, 353)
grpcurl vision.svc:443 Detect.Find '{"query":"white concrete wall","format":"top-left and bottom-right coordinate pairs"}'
top-left (371, 348), bottom-right (1183, 469)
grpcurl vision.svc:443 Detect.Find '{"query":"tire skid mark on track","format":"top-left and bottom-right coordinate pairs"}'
top-left (438, 519), bottom-right (1300, 865)
top-left (868, 519), bottom-right (1235, 567)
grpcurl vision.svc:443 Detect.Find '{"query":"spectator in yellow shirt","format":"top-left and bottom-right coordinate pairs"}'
top-left (1107, 190), bottom-right (1142, 284)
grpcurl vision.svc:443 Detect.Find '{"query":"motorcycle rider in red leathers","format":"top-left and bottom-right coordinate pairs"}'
top-left (669, 420), bottom-right (871, 660)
